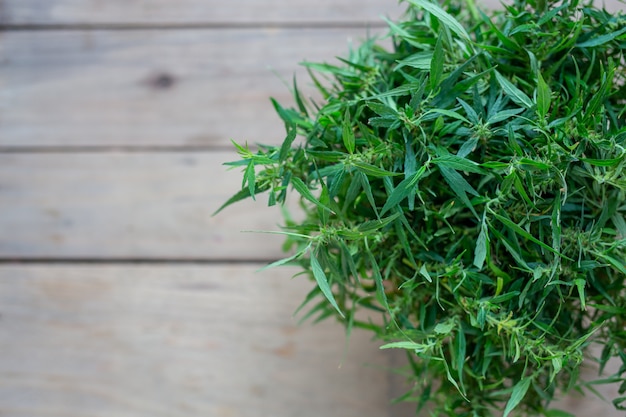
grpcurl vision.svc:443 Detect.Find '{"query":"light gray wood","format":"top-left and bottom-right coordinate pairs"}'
top-left (1, 0), bottom-right (621, 26)
top-left (0, 264), bottom-right (391, 417)
top-left (0, 152), bottom-right (299, 260)
top-left (0, 0), bottom-right (403, 25)
top-left (0, 29), bottom-right (386, 148)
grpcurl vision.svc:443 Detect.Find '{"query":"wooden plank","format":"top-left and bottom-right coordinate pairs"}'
top-left (0, 264), bottom-right (392, 417)
top-left (3, 0), bottom-right (619, 26)
top-left (0, 29), bottom-right (385, 148)
top-left (0, 0), bottom-right (403, 25)
top-left (0, 152), bottom-right (298, 260)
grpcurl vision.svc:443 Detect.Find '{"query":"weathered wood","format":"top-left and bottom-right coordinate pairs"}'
top-left (0, 264), bottom-right (392, 417)
top-left (0, 0), bottom-right (404, 25)
top-left (2, 0), bottom-right (620, 26)
top-left (0, 29), bottom-right (385, 148)
top-left (0, 152), bottom-right (298, 260)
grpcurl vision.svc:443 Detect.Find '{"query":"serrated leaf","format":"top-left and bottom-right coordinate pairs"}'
top-left (455, 325), bottom-right (466, 392)
top-left (458, 137), bottom-right (478, 158)
top-left (259, 243), bottom-right (311, 271)
top-left (342, 108), bottom-right (356, 154)
top-left (457, 98), bottom-right (480, 124)
top-left (439, 166), bottom-right (479, 217)
top-left (434, 320), bottom-right (455, 334)
top-left (353, 161), bottom-right (399, 177)
top-left (395, 51), bottom-right (433, 71)
top-left (581, 157), bottom-right (623, 166)
top-left (358, 213), bottom-right (401, 232)
top-left (474, 216), bottom-right (489, 269)
top-left (487, 107), bottom-right (525, 124)
top-left (291, 177), bottom-right (332, 213)
top-left (407, 0), bottom-right (471, 41)
top-left (381, 166), bottom-right (426, 216)
top-left (419, 264), bottom-right (432, 282)
top-left (357, 172), bottom-right (380, 218)
top-left (213, 184), bottom-right (269, 216)
top-left (367, 250), bottom-right (390, 311)
top-left (279, 125), bottom-right (297, 162)
top-left (490, 211), bottom-right (573, 261)
top-left (576, 26), bottom-right (626, 48)
top-left (292, 75), bottom-right (308, 116)
top-left (380, 341), bottom-right (432, 352)
top-left (310, 251), bottom-right (344, 318)
top-left (430, 34), bottom-right (444, 89)
top-left (433, 154), bottom-right (485, 174)
top-left (503, 378), bottom-right (531, 417)
top-left (495, 71), bottom-right (534, 109)
top-left (536, 71), bottom-right (551, 118)
top-left (427, 108), bottom-right (471, 124)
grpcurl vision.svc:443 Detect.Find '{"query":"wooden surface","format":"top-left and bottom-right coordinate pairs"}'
top-left (0, 152), bottom-right (292, 260)
top-left (0, 0), bottom-right (403, 25)
top-left (0, 29), bottom-right (386, 148)
top-left (0, 0), bottom-right (623, 416)
top-left (0, 264), bottom-right (390, 417)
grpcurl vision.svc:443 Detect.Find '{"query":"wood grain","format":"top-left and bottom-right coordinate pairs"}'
top-left (0, 152), bottom-right (298, 260)
top-left (0, 264), bottom-right (392, 417)
top-left (0, 28), bottom-right (385, 148)
top-left (0, 0), bottom-right (404, 25)
top-left (3, 0), bottom-right (618, 26)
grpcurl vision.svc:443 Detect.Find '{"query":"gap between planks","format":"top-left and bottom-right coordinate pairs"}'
top-left (0, 21), bottom-right (389, 31)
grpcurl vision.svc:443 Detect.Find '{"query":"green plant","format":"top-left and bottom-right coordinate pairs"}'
top-left (216, 0), bottom-right (626, 415)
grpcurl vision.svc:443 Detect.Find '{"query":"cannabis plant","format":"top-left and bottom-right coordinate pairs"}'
top-left (217, 0), bottom-right (626, 415)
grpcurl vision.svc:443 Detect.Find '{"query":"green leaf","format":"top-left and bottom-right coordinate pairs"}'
top-left (292, 76), bottom-right (308, 116)
top-left (536, 71), bottom-right (551, 118)
top-left (419, 264), bottom-right (432, 282)
top-left (495, 71), bottom-right (534, 109)
top-left (439, 166), bottom-right (479, 217)
top-left (380, 341), bottom-right (433, 352)
top-left (518, 158), bottom-right (551, 170)
top-left (244, 161), bottom-right (256, 200)
top-left (580, 157), bottom-right (624, 167)
top-left (407, 0), bottom-right (471, 41)
top-left (433, 154), bottom-right (485, 174)
top-left (310, 251), bottom-right (344, 318)
top-left (357, 172), bottom-right (380, 218)
top-left (427, 108), bottom-right (471, 124)
top-left (576, 26), bottom-right (626, 48)
top-left (279, 125), bottom-right (297, 162)
top-left (503, 377), bottom-right (532, 417)
top-left (291, 177), bottom-right (333, 213)
top-left (430, 34), bottom-right (444, 90)
top-left (474, 215), bottom-right (489, 269)
top-left (455, 325), bottom-right (467, 393)
top-left (584, 65), bottom-right (614, 121)
top-left (434, 320), bottom-right (455, 334)
top-left (574, 278), bottom-right (587, 310)
top-left (487, 107), bottom-right (525, 124)
top-left (342, 108), bottom-right (356, 154)
top-left (213, 184), bottom-right (268, 216)
top-left (353, 161), bottom-right (399, 177)
top-left (381, 166), bottom-right (427, 216)
top-left (259, 243), bottom-right (311, 271)
top-left (367, 250), bottom-right (390, 311)
top-left (490, 211), bottom-right (573, 261)
top-left (395, 51), bottom-right (432, 71)
top-left (358, 213), bottom-right (401, 233)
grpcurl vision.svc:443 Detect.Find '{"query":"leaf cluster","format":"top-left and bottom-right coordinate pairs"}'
top-left (217, 0), bottom-right (626, 415)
